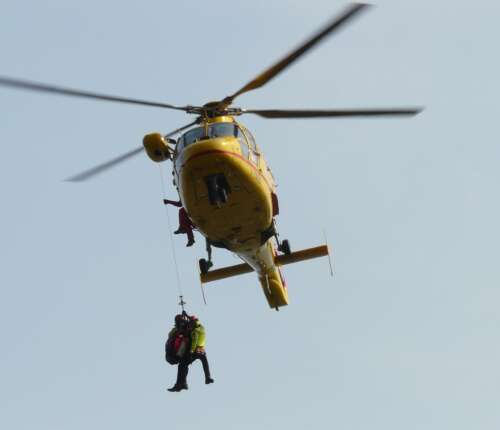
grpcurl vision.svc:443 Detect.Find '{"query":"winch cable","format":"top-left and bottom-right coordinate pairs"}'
top-left (157, 165), bottom-right (185, 306)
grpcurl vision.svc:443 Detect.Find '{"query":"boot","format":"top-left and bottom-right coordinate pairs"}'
top-left (186, 238), bottom-right (195, 247)
top-left (168, 383), bottom-right (188, 392)
top-left (205, 377), bottom-right (214, 385)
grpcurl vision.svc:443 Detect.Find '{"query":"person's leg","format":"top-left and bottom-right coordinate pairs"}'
top-left (178, 359), bottom-right (189, 387)
top-left (168, 359), bottom-right (189, 392)
top-left (185, 226), bottom-right (195, 247)
top-left (178, 208), bottom-right (195, 246)
top-left (192, 351), bottom-right (213, 384)
top-left (200, 353), bottom-right (214, 384)
top-left (174, 209), bottom-right (187, 234)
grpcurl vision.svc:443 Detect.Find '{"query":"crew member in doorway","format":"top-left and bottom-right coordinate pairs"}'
top-left (168, 314), bottom-right (214, 392)
top-left (163, 199), bottom-right (195, 247)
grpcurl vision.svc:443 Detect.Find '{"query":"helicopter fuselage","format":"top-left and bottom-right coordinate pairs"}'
top-left (172, 116), bottom-right (288, 308)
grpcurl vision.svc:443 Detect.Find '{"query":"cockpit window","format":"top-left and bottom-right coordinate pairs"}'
top-left (177, 123), bottom-right (238, 153)
top-left (183, 127), bottom-right (206, 146)
top-left (210, 123), bottom-right (238, 138)
top-left (245, 129), bottom-right (257, 152)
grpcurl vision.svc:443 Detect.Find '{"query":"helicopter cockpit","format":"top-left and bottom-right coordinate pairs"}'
top-left (176, 123), bottom-right (237, 152)
top-left (175, 122), bottom-right (258, 156)
top-left (172, 121), bottom-right (262, 173)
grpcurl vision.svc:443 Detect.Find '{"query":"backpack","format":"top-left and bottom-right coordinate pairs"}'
top-left (165, 332), bottom-right (189, 365)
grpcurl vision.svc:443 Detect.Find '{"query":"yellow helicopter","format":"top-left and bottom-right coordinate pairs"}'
top-left (0, 3), bottom-right (422, 309)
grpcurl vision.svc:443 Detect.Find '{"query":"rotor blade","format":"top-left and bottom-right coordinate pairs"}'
top-left (0, 76), bottom-right (188, 111)
top-left (65, 146), bottom-right (144, 182)
top-left (65, 120), bottom-right (198, 182)
top-left (243, 107), bottom-right (424, 119)
top-left (222, 3), bottom-right (371, 105)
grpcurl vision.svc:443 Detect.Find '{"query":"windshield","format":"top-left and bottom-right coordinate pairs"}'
top-left (177, 123), bottom-right (239, 152)
top-left (209, 123), bottom-right (238, 138)
top-left (182, 127), bottom-right (205, 146)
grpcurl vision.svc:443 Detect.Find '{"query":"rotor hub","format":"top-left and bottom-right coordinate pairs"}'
top-left (186, 101), bottom-right (242, 118)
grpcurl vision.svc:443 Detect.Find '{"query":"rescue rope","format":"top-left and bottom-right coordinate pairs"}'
top-left (158, 165), bottom-right (184, 302)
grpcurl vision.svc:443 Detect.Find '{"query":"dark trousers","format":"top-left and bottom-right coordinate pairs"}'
top-left (177, 208), bottom-right (194, 243)
top-left (176, 351), bottom-right (211, 386)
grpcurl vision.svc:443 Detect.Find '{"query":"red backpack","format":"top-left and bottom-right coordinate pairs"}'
top-left (165, 332), bottom-right (189, 365)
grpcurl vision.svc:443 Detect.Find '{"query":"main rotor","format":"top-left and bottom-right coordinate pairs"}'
top-left (0, 3), bottom-right (423, 181)
top-left (185, 102), bottom-right (243, 119)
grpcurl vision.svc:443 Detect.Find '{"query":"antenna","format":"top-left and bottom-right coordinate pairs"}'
top-left (323, 229), bottom-right (335, 277)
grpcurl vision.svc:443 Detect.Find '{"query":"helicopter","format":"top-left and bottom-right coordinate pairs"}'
top-left (0, 3), bottom-right (422, 310)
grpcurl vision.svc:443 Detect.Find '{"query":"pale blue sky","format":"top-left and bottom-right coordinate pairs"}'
top-left (1, 1), bottom-right (500, 429)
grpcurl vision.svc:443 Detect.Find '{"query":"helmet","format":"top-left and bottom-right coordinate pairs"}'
top-left (174, 314), bottom-right (185, 326)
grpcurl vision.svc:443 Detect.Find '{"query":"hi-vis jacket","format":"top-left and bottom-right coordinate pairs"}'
top-left (190, 320), bottom-right (206, 353)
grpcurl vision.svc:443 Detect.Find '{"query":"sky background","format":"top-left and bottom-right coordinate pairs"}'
top-left (1, 0), bottom-right (500, 429)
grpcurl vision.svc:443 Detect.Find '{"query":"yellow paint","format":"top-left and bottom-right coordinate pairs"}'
top-left (143, 133), bottom-right (171, 162)
top-left (175, 118), bottom-right (275, 253)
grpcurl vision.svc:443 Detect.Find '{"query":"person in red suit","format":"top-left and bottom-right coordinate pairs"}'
top-left (163, 199), bottom-right (195, 247)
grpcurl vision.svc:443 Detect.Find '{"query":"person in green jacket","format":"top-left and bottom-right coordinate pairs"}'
top-left (188, 316), bottom-right (214, 382)
top-left (168, 315), bottom-right (214, 392)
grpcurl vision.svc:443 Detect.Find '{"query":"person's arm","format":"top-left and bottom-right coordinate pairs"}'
top-left (190, 328), bottom-right (199, 353)
top-left (163, 199), bottom-right (182, 207)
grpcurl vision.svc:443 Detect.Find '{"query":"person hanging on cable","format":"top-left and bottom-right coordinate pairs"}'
top-left (187, 315), bottom-right (214, 384)
top-left (168, 313), bottom-right (214, 392)
top-left (163, 199), bottom-right (195, 247)
top-left (165, 313), bottom-right (190, 365)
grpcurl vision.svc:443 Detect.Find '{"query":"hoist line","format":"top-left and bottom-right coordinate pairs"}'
top-left (158, 165), bottom-right (183, 299)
